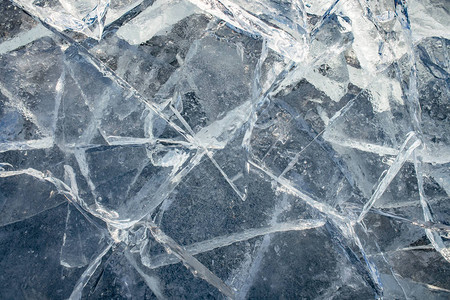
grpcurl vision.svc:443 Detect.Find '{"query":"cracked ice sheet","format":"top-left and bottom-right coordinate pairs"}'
top-left (0, 2), bottom-right (52, 55)
top-left (138, 155), bottom-right (376, 298)
top-left (1, 0), bottom-right (450, 299)
top-left (0, 32), bottom-right (204, 227)
top-left (0, 170), bottom-right (110, 298)
top-left (11, 0), bottom-right (150, 40)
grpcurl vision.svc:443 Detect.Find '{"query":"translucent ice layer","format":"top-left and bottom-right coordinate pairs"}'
top-left (0, 0), bottom-right (449, 299)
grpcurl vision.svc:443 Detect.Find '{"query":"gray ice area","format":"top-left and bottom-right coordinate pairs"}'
top-left (0, 0), bottom-right (449, 299)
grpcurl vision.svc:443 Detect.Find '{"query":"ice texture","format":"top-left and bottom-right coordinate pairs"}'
top-left (0, 0), bottom-right (449, 299)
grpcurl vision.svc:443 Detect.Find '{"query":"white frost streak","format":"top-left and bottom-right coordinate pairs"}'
top-left (146, 221), bottom-right (236, 299)
top-left (249, 160), bottom-right (347, 223)
top-left (357, 132), bottom-right (421, 222)
top-left (145, 219), bottom-right (325, 268)
top-left (414, 152), bottom-right (450, 263)
top-left (124, 251), bottom-right (167, 300)
top-left (117, 0), bottom-right (200, 44)
top-left (69, 244), bottom-right (112, 300)
top-left (0, 137), bottom-right (54, 153)
top-left (0, 24), bottom-right (51, 55)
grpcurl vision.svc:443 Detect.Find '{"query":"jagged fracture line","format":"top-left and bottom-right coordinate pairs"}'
top-left (392, 3), bottom-right (450, 262)
top-left (184, 0), bottom-right (308, 62)
top-left (243, 44), bottom-right (302, 186)
top-left (366, 208), bottom-right (450, 235)
top-left (356, 244), bottom-right (450, 295)
top-left (294, 0), bottom-right (308, 34)
top-left (145, 221), bottom-right (235, 299)
top-left (0, 165), bottom-right (221, 297)
top-left (275, 28), bottom-right (402, 172)
top-left (355, 0), bottom-right (407, 73)
top-left (309, 0), bottom-right (342, 36)
top-left (169, 104), bottom-right (247, 201)
top-left (0, 137), bottom-right (54, 153)
top-left (69, 244), bottom-right (112, 300)
top-left (208, 153), bottom-right (246, 201)
top-left (83, 54), bottom-right (190, 143)
top-left (160, 40), bottom-right (271, 203)
top-left (106, 137), bottom-right (197, 149)
top-left (64, 61), bottom-right (115, 145)
top-left (234, 232), bottom-right (270, 300)
top-left (0, 168), bottom-right (111, 234)
top-left (394, 1), bottom-right (423, 135)
top-left (248, 160), bottom-right (347, 223)
top-left (379, 252), bottom-right (409, 299)
top-left (128, 150), bottom-right (206, 219)
top-left (230, 192), bottom-right (290, 299)
top-left (357, 132), bottom-right (421, 223)
top-left (0, 200), bottom-right (66, 228)
top-left (57, 10), bottom-right (340, 208)
top-left (74, 149), bottom-right (98, 199)
top-left (3, 165), bottom-right (132, 300)
top-left (170, 42), bottom-right (294, 203)
top-left (366, 245), bottom-right (435, 256)
top-left (43, 24), bottom-right (244, 223)
top-left (273, 43), bottom-right (390, 179)
top-left (8, 2), bottom-right (436, 292)
top-left (124, 157), bottom-right (150, 199)
top-left (347, 224), bottom-right (383, 294)
top-left (41, 25), bottom-right (194, 147)
top-left (124, 250), bottom-right (167, 300)
top-left (144, 219), bottom-right (325, 269)
top-left (242, 39), bottom-right (269, 162)
top-left (242, 61), bottom-right (297, 164)
top-left (46, 163), bottom-right (115, 298)
top-left (414, 151), bottom-right (450, 262)
top-left (391, 1), bottom-right (450, 263)
top-left (65, 73), bottom-right (204, 220)
top-left (361, 226), bottom-right (409, 299)
top-left (323, 134), bottom-right (450, 164)
top-left (64, 62), bottom-right (94, 113)
top-left (273, 10), bottom-right (355, 97)
top-left (278, 92), bottom-right (361, 179)
top-left (242, 16), bottom-right (355, 178)
top-left (75, 143), bottom-right (206, 228)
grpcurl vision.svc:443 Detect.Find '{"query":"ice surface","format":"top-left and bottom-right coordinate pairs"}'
top-left (0, 0), bottom-right (449, 299)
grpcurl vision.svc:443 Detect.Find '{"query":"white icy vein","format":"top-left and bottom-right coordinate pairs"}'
top-left (395, 0), bottom-right (450, 263)
top-left (414, 152), bottom-right (450, 262)
top-left (124, 250), bottom-right (167, 300)
top-left (127, 149), bottom-right (205, 217)
top-left (0, 137), bottom-right (54, 153)
top-left (357, 132), bottom-right (421, 223)
top-left (230, 193), bottom-right (299, 299)
top-left (0, 24), bottom-right (52, 55)
top-left (169, 100), bottom-right (248, 201)
top-left (146, 221), bottom-right (236, 299)
top-left (144, 218), bottom-right (325, 269)
top-left (69, 244), bottom-right (112, 300)
top-left (116, 0), bottom-right (200, 44)
top-left (0, 167), bottom-right (110, 228)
